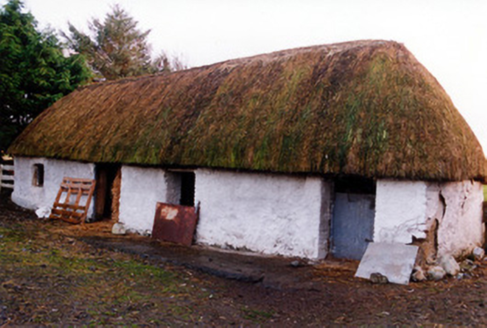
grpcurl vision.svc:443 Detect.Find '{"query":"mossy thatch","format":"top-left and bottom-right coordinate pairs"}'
top-left (9, 40), bottom-right (487, 182)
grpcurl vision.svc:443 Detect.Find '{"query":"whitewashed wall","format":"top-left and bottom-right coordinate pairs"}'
top-left (118, 166), bottom-right (168, 232)
top-left (436, 181), bottom-right (484, 258)
top-left (374, 179), bottom-right (484, 258)
top-left (374, 180), bottom-right (428, 243)
top-left (12, 156), bottom-right (95, 216)
top-left (194, 169), bottom-right (330, 259)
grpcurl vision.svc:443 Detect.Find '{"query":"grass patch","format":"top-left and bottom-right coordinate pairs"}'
top-left (483, 185), bottom-right (487, 201)
top-left (0, 211), bottom-right (283, 326)
top-left (0, 224), bottom-right (211, 326)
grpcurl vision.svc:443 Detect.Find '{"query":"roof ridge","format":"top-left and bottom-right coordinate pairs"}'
top-left (79, 39), bottom-right (400, 90)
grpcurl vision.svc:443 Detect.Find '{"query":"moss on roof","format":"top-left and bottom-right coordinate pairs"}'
top-left (9, 40), bottom-right (487, 181)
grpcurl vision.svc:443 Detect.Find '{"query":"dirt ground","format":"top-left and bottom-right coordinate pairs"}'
top-left (1, 192), bottom-right (487, 326)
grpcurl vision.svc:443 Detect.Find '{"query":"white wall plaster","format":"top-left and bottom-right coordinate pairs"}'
top-left (13, 156), bottom-right (483, 260)
top-left (436, 180), bottom-right (484, 258)
top-left (374, 179), bottom-right (484, 259)
top-left (374, 180), bottom-right (428, 243)
top-left (12, 156), bottom-right (95, 216)
top-left (194, 169), bottom-right (329, 259)
top-left (118, 165), bottom-right (168, 232)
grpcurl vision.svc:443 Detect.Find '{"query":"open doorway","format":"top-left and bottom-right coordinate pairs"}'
top-left (331, 176), bottom-right (376, 260)
top-left (166, 170), bottom-right (195, 206)
top-left (95, 163), bottom-right (121, 221)
top-left (152, 170), bottom-right (198, 245)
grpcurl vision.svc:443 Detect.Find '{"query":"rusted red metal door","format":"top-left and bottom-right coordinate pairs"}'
top-left (152, 202), bottom-right (199, 246)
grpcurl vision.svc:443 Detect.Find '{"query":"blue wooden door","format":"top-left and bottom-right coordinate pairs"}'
top-left (332, 193), bottom-right (375, 260)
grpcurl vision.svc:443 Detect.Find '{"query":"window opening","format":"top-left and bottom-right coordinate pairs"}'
top-left (32, 164), bottom-right (44, 187)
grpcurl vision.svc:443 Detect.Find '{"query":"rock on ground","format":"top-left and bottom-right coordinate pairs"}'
top-left (473, 247), bottom-right (485, 261)
top-left (427, 266), bottom-right (446, 281)
top-left (370, 272), bottom-right (388, 284)
top-left (111, 222), bottom-right (126, 235)
top-left (439, 255), bottom-right (460, 276)
top-left (411, 266), bottom-right (426, 282)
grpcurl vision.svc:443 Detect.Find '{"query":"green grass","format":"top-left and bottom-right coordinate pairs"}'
top-left (0, 225), bottom-right (205, 325)
top-left (0, 221), bottom-right (279, 326)
top-left (484, 185), bottom-right (487, 201)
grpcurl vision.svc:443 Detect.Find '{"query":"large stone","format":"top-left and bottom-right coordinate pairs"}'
top-left (35, 206), bottom-right (51, 219)
top-left (473, 247), bottom-right (485, 261)
top-left (112, 222), bottom-right (126, 235)
top-left (427, 266), bottom-right (446, 280)
top-left (439, 255), bottom-right (460, 276)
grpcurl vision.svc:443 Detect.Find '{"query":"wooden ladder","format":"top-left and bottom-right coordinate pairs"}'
top-left (49, 177), bottom-right (96, 224)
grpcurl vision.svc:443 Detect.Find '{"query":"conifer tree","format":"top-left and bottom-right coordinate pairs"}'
top-left (64, 5), bottom-right (181, 80)
top-left (0, 0), bottom-right (91, 153)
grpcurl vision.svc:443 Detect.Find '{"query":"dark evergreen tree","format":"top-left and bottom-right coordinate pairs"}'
top-left (64, 4), bottom-right (183, 80)
top-left (0, 0), bottom-right (91, 153)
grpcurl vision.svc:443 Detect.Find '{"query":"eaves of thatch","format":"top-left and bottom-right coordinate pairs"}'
top-left (8, 40), bottom-right (487, 182)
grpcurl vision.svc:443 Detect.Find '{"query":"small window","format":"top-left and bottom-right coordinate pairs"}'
top-left (32, 164), bottom-right (44, 187)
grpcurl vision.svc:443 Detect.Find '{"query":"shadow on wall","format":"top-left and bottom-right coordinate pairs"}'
top-left (484, 185), bottom-right (487, 237)
top-left (483, 196), bottom-right (487, 248)
top-left (483, 184), bottom-right (487, 248)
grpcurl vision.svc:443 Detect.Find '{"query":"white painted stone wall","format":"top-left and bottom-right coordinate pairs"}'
top-left (374, 180), bottom-right (428, 243)
top-left (374, 179), bottom-right (484, 258)
top-left (118, 165), bottom-right (168, 232)
top-left (436, 180), bottom-right (484, 258)
top-left (12, 156), bottom-right (96, 216)
top-left (194, 169), bottom-right (330, 259)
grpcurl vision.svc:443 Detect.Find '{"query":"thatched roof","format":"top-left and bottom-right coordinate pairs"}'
top-left (9, 40), bottom-right (487, 182)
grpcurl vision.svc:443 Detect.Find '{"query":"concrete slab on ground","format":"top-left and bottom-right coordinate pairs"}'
top-left (355, 242), bottom-right (418, 285)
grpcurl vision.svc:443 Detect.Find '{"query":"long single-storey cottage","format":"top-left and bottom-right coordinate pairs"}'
top-left (8, 40), bottom-right (486, 261)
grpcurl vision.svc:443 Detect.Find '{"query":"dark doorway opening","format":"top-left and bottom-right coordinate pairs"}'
top-left (166, 171), bottom-right (196, 207)
top-left (95, 163), bottom-right (121, 220)
top-left (152, 171), bottom-right (198, 246)
top-left (179, 172), bottom-right (195, 206)
top-left (334, 176), bottom-right (376, 194)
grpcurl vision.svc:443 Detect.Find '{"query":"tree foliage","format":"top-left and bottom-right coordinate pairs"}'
top-left (0, 0), bottom-right (91, 153)
top-left (64, 5), bottom-right (184, 80)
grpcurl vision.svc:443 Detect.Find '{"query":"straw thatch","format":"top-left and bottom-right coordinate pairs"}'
top-left (9, 40), bottom-right (487, 182)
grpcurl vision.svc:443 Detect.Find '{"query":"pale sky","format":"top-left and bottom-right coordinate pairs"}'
top-left (7, 0), bottom-right (487, 153)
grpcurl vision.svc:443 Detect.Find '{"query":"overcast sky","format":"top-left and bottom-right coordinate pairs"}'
top-left (8, 0), bottom-right (487, 152)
